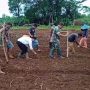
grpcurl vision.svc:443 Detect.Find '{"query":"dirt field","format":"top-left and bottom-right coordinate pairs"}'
top-left (0, 29), bottom-right (90, 90)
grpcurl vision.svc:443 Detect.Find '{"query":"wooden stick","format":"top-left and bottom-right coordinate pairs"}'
top-left (61, 31), bottom-right (69, 57)
top-left (2, 35), bottom-right (9, 62)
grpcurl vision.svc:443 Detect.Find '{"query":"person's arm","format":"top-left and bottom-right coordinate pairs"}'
top-left (75, 40), bottom-right (79, 45)
top-left (31, 49), bottom-right (37, 55)
top-left (29, 31), bottom-right (33, 37)
top-left (56, 31), bottom-right (67, 37)
top-left (28, 39), bottom-right (37, 55)
top-left (49, 28), bottom-right (53, 39)
top-left (28, 28), bottom-right (32, 36)
top-left (0, 28), bottom-right (4, 33)
top-left (60, 33), bottom-right (67, 36)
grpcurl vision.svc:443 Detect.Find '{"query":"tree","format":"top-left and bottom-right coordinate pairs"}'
top-left (8, 0), bottom-right (88, 25)
top-left (8, 0), bottom-right (23, 17)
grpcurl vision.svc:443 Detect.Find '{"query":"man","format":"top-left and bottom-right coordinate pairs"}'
top-left (68, 32), bottom-right (82, 54)
top-left (49, 22), bottom-right (66, 59)
top-left (0, 23), bottom-right (14, 59)
top-left (29, 23), bottom-right (40, 51)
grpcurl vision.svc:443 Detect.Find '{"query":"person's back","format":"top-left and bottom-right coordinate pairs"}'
top-left (18, 35), bottom-right (32, 46)
top-left (68, 33), bottom-right (78, 42)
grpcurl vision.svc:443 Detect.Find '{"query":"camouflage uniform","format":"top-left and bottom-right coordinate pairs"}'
top-left (49, 26), bottom-right (62, 58)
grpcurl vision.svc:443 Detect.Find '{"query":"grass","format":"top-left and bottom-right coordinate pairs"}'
top-left (64, 25), bottom-right (81, 31)
top-left (12, 26), bottom-right (30, 30)
top-left (12, 25), bottom-right (81, 31)
top-left (12, 25), bottom-right (50, 30)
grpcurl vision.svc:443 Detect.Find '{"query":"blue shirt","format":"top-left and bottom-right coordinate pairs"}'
top-left (81, 24), bottom-right (89, 37)
top-left (81, 24), bottom-right (89, 29)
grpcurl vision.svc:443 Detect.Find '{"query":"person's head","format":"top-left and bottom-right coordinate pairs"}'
top-left (78, 32), bottom-right (82, 38)
top-left (50, 23), bottom-right (54, 26)
top-left (5, 22), bottom-right (12, 29)
top-left (32, 23), bottom-right (37, 28)
top-left (58, 22), bottom-right (64, 29)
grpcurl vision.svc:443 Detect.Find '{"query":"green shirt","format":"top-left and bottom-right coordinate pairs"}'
top-left (50, 26), bottom-right (61, 42)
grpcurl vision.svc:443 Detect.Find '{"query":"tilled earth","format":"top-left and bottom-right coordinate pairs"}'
top-left (0, 29), bottom-right (90, 90)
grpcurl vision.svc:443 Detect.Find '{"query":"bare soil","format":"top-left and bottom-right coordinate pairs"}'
top-left (0, 29), bottom-right (90, 90)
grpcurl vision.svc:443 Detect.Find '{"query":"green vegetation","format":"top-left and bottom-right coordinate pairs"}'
top-left (0, 0), bottom-right (90, 29)
top-left (12, 26), bottom-right (29, 30)
top-left (7, 0), bottom-right (90, 25)
top-left (12, 25), bottom-right (81, 31)
top-left (76, 15), bottom-right (90, 25)
top-left (64, 26), bottom-right (80, 31)
top-left (12, 25), bottom-right (50, 30)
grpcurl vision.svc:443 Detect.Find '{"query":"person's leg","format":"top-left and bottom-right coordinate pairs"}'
top-left (57, 44), bottom-right (62, 57)
top-left (69, 42), bottom-right (75, 53)
top-left (72, 43), bottom-right (75, 53)
top-left (17, 41), bottom-right (28, 58)
top-left (79, 37), bottom-right (84, 46)
top-left (7, 41), bottom-right (14, 59)
top-left (83, 37), bottom-right (88, 48)
top-left (49, 42), bottom-right (55, 58)
top-left (56, 40), bottom-right (65, 59)
top-left (25, 52), bottom-right (32, 59)
top-left (0, 36), bottom-right (2, 46)
top-left (56, 42), bottom-right (64, 58)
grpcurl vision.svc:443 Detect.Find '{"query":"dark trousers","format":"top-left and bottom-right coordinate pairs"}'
top-left (49, 41), bottom-right (62, 58)
top-left (17, 41), bottom-right (28, 55)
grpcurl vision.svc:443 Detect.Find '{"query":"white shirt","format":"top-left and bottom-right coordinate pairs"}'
top-left (18, 35), bottom-right (33, 50)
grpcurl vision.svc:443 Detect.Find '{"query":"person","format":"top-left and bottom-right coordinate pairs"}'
top-left (17, 35), bottom-right (37, 59)
top-left (0, 23), bottom-right (14, 59)
top-left (49, 23), bottom-right (55, 48)
top-left (49, 22), bottom-right (67, 59)
top-left (79, 23), bottom-right (89, 48)
top-left (0, 25), bottom-right (6, 74)
top-left (29, 23), bottom-right (40, 51)
top-left (68, 32), bottom-right (82, 54)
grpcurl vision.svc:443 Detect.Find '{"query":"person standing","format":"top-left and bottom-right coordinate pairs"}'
top-left (49, 22), bottom-right (66, 59)
top-left (0, 23), bottom-right (14, 59)
top-left (29, 23), bottom-right (40, 51)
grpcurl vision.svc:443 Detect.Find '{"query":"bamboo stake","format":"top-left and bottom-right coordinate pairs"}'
top-left (2, 34), bottom-right (9, 62)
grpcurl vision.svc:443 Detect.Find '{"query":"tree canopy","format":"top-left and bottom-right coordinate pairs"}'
top-left (8, 0), bottom-right (89, 25)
